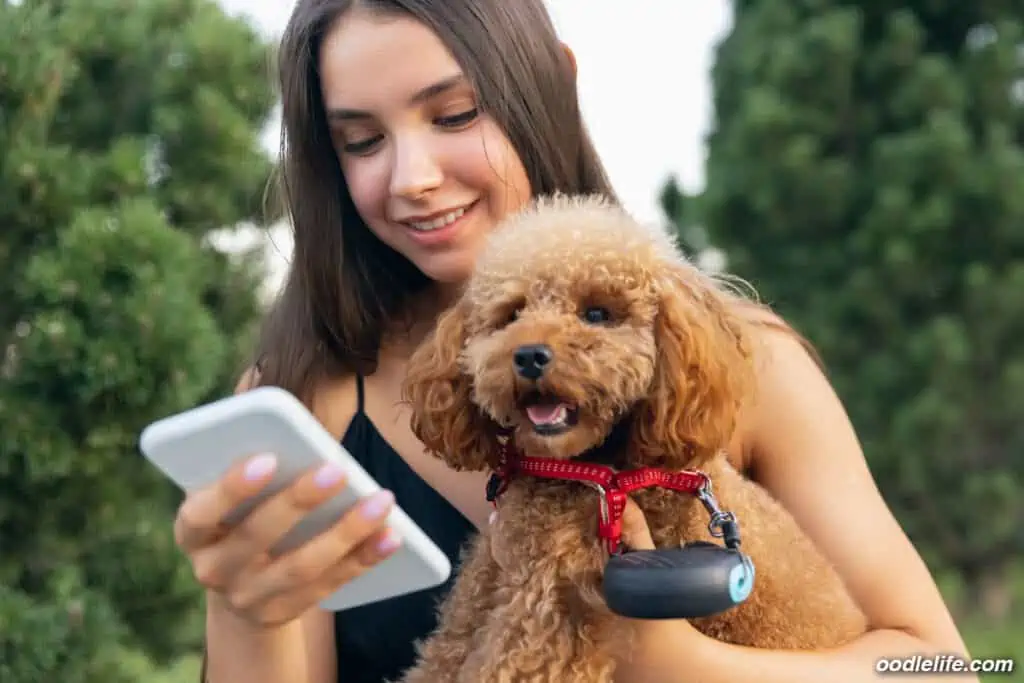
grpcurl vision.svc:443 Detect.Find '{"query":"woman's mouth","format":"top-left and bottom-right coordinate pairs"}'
top-left (408, 205), bottom-right (469, 231)
top-left (402, 201), bottom-right (478, 245)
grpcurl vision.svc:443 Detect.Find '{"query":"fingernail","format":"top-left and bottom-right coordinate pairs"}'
top-left (361, 490), bottom-right (394, 520)
top-left (244, 453), bottom-right (276, 480)
top-left (377, 529), bottom-right (401, 554)
top-left (314, 463), bottom-right (345, 488)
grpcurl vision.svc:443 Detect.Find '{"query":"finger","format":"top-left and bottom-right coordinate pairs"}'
top-left (174, 452), bottom-right (280, 552)
top-left (246, 528), bottom-right (400, 627)
top-left (227, 493), bottom-right (398, 612)
top-left (620, 498), bottom-right (655, 551)
top-left (208, 461), bottom-right (356, 581)
top-left (304, 526), bottom-right (401, 600)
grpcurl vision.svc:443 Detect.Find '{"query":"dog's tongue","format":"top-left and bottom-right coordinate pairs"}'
top-left (526, 403), bottom-right (566, 425)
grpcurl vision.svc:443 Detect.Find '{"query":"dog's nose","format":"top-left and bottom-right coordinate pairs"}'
top-left (513, 344), bottom-right (553, 380)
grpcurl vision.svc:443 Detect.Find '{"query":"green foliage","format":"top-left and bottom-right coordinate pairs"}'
top-left (0, 0), bottom-right (276, 678)
top-left (0, 567), bottom-right (137, 683)
top-left (664, 0), bottom-right (1024, 602)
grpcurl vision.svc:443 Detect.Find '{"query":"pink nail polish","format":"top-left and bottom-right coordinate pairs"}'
top-left (377, 530), bottom-right (401, 554)
top-left (361, 490), bottom-right (394, 520)
top-left (314, 463), bottom-right (345, 488)
top-left (244, 454), bottom-right (276, 480)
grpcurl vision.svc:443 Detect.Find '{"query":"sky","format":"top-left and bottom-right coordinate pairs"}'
top-left (212, 0), bottom-right (733, 294)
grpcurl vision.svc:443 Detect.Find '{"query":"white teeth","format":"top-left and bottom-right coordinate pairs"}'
top-left (409, 206), bottom-right (466, 231)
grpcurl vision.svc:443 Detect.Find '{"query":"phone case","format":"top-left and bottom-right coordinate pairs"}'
top-left (139, 386), bottom-right (452, 611)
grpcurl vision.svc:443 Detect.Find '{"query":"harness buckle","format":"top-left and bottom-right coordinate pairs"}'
top-left (582, 481), bottom-right (628, 555)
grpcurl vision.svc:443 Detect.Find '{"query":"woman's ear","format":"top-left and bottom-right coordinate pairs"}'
top-left (561, 42), bottom-right (577, 78)
top-left (403, 301), bottom-right (499, 472)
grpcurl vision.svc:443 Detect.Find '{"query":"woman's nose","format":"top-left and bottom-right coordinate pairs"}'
top-left (389, 133), bottom-right (443, 199)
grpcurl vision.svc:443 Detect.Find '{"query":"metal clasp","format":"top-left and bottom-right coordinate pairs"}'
top-left (582, 481), bottom-right (610, 527)
top-left (696, 476), bottom-right (741, 548)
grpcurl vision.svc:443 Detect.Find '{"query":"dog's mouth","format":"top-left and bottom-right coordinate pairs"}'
top-left (518, 391), bottom-right (579, 436)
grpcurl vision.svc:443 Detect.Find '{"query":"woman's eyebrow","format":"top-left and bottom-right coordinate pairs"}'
top-left (326, 73), bottom-right (467, 121)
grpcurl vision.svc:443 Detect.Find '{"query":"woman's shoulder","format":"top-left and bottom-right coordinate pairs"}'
top-left (731, 301), bottom-right (867, 494)
top-left (723, 303), bottom-right (823, 470)
top-left (732, 300), bottom-right (824, 370)
top-left (233, 365), bottom-right (263, 394)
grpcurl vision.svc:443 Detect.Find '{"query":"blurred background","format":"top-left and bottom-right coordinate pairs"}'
top-left (0, 0), bottom-right (1020, 681)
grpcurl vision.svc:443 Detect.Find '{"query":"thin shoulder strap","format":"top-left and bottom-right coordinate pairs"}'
top-left (355, 374), bottom-right (365, 414)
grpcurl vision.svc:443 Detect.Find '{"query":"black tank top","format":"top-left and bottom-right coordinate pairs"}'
top-left (334, 375), bottom-right (477, 682)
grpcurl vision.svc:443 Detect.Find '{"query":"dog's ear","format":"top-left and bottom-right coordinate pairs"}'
top-left (403, 300), bottom-right (499, 472)
top-left (632, 260), bottom-right (756, 469)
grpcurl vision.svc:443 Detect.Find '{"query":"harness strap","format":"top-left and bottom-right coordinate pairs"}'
top-left (486, 452), bottom-right (708, 554)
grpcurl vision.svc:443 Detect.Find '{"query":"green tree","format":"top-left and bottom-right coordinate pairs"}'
top-left (663, 1), bottom-right (1024, 619)
top-left (0, 0), bottom-right (277, 679)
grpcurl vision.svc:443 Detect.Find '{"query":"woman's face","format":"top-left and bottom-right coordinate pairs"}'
top-left (319, 9), bottom-right (532, 285)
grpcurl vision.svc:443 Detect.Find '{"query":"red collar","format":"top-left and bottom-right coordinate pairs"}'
top-left (486, 442), bottom-right (712, 555)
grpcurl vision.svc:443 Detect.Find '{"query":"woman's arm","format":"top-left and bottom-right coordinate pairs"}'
top-left (199, 368), bottom-right (340, 683)
top-left (619, 326), bottom-right (977, 683)
top-left (204, 597), bottom-right (337, 683)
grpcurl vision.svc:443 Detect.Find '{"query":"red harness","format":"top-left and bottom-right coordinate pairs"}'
top-left (486, 442), bottom-right (713, 555)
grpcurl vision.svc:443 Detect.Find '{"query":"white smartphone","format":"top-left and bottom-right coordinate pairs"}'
top-left (138, 385), bottom-right (452, 612)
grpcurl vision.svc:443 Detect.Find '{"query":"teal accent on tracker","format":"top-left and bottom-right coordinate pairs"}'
top-left (728, 561), bottom-right (755, 603)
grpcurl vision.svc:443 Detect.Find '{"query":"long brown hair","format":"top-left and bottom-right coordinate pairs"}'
top-left (254, 0), bottom-right (617, 403)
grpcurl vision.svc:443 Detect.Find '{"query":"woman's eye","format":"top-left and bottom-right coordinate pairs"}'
top-left (342, 135), bottom-right (383, 155)
top-left (436, 108), bottom-right (478, 128)
top-left (581, 306), bottom-right (611, 324)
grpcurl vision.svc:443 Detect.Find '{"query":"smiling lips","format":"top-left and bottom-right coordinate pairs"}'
top-left (408, 206), bottom-right (467, 231)
top-left (404, 202), bottom-right (475, 232)
top-left (398, 202), bottom-right (477, 246)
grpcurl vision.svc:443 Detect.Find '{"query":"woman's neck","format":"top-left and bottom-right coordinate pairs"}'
top-left (380, 281), bottom-right (465, 358)
top-left (431, 280), bottom-right (465, 311)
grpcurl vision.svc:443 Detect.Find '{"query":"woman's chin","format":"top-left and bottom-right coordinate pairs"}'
top-left (412, 253), bottom-right (477, 288)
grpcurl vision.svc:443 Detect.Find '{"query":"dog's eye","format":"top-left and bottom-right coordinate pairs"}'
top-left (494, 300), bottom-right (524, 329)
top-left (581, 306), bottom-right (611, 324)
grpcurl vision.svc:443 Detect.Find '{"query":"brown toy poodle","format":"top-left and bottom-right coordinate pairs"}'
top-left (399, 194), bottom-right (866, 682)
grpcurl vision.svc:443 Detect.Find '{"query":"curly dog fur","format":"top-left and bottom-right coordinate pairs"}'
top-left (399, 195), bottom-right (866, 682)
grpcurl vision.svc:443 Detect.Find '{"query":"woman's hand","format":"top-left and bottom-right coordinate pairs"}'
top-left (174, 452), bottom-right (400, 628)
top-left (615, 499), bottom-right (705, 679)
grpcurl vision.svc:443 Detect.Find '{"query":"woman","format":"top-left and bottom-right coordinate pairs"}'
top-left (178, 1), bottom-right (976, 681)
